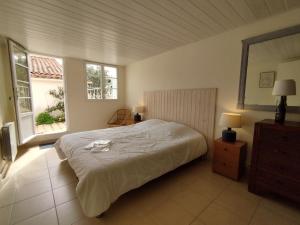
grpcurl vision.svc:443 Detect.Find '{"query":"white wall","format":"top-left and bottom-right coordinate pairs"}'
top-left (31, 78), bottom-right (64, 115)
top-left (64, 58), bottom-right (126, 132)
top-left (125, 8), bottom-right (300, 163)
top-left (277, 59), bottom-right (300, 106)
top-left (0, 37), bottom-right (16, 166)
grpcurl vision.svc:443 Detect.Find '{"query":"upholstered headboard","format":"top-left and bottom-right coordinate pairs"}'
top-left (144, 88), bottom-right (217, 154)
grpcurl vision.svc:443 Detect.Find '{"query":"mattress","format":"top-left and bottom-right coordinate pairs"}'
top-left (54, 119), bottom-right (207, 217)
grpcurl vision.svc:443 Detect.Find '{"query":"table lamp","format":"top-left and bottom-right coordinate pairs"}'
top-left (219, 113), bottom-right (241, 142)
top-left (133, 106), bottom-right (145, 122)
top-left (272, 79), bottom-right (296, 123)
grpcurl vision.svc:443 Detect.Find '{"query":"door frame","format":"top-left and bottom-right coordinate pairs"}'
top-left (8, 39), bottom-right (35, 145)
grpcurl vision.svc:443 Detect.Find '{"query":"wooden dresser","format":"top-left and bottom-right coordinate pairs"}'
top-left (213, 138), bottom-right (247, 180)
top-left (248, 119), bottom-right (300, 203)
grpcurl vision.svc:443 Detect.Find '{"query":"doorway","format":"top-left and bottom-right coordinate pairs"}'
top-left (8, 40), bottom-right (66, 145)
top-left (29, 54), bottom-right (66, 135)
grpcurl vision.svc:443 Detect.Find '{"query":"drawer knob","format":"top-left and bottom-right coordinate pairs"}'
top-left (223, 148), bottom-right (228, 151)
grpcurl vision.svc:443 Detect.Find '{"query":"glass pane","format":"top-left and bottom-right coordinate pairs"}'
top-left (104, 77), bottom-right (117, 88)
top-left (17, 81), bottom-right (30, 97)
top-left (16, 64), bottom-right (29, 82)
top-left (13, 47), bottom-right (28, 66)
top-left (104, 66), bottom-right (117, 78)
top-left (104, 88), bottom-right (117, 99)
top-left (19, 98), bottom-right (32, 113)
top-left (86, 64), bottom-right (102, 99)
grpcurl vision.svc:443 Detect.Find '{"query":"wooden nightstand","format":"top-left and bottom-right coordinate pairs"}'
top-left (213, 138), bottom-right (247, 180)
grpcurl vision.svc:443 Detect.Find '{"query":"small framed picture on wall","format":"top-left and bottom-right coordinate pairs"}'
top-left (259, 71), bottom-right (276, 88)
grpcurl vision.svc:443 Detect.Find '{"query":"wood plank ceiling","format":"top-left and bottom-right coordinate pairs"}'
top-left (0, 0), bottom-right (299, 65)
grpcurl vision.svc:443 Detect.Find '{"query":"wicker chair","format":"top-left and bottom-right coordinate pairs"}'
top-left (107, 109), bottom-right (133, 127)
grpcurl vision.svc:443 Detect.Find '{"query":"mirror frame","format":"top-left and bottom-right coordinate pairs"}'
top-left (238, 24), bottom-right (300, 113)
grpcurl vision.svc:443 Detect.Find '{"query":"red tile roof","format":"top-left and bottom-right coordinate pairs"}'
top-left (30, 55), bottom-right (63, 79)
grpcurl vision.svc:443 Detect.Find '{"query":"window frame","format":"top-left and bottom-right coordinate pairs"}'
top-left (85, 61), bottom-right (119, 101)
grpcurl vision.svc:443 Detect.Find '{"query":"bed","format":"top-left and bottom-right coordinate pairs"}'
top-left (54, 88), bottom-right (217, 217)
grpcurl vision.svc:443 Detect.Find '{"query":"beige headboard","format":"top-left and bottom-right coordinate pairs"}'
top-left (144, 88), bottom-right (217, 154)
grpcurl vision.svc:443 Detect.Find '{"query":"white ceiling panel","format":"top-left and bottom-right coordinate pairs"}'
top-left (0, 0), bottom-right (299, 65)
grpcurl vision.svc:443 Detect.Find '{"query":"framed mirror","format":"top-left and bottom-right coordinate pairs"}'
top-left (238, 25), bottom-right (300, 113)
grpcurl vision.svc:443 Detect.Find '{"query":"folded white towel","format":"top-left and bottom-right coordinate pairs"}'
top-left (84, 140), bottom-right (112, 152)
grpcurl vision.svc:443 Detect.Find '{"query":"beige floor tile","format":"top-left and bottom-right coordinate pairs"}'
top-left (188, 178), bottom-right (226, 199)
top-left (11, 191), bottom-right (54, 224)
top-left (149, 199), bottom-right (194, 225)
top-left (215, 187), bottom-right (261, 221)
top-left (121, 183), bottom-right (170, 216)
top-left (171, 189), bottom-right (213, 216)
top-left (15, 169), bottom-right (49, 186)
top-left (72, 217), bottom-right (107, 225)
top-left (48, 160), bottom-right (72, 178)
top-left (50, 170), bottom-right (78, 189)
top-left (15, 178), bottom-right (52, 202)
top-left (190, 217), bottom-right (208, 225)
top-left (53, 182), bottom-right (77, 206)
top-left (16, 162), bottom-right (48, 176)
top-left (130, 215), bottom-right (159, 225)
top-left (47, 157), bottom-right (64, 169)
top-left (260, 198), bottom-right (300, 224)
top-left (198, 170), bottom-right (232, 188)
top-left (250, 206), bottom-right (298, 225)
top-left (101, 196), bottom-right (146, 225)
top-left (0, 179), bottom-right (16, 208)
top-left (199, 202), bottom-right (249, 225)
top-left (150, 174), bottom-right (188, 197)
top-left (0, 205), bottom-right (13, 225)
top-left (46, 148), bottom-right (59, 160)
top-left (14, 208), bottom-right (58, 225)
top-left (56, 199), bottom-right (86, 225)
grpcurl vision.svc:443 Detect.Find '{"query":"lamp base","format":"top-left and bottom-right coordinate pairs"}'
top-left (222, 128), bottom-right (236, 142)
top-left (134, 113), bottom-right (141, 122)
top-left (275, 96), bottom-right (286, 124)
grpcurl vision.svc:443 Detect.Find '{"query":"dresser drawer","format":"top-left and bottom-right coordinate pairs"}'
top-left (256, 169), bottom-right (300, 199)
top-left (261, 127), bottom-right (300, 149)
top-left (213, 159), bottom-right (238, 179)
top-left (257, 155), bottom-right (300, 179)
top-left (258, 141), bottom-right (300, 164)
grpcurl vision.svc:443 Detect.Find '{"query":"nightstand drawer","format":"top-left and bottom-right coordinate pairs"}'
top-left (213, 138), bottom-right (247, 180)
top-left (213, 159), bottom-right (238, 180)
top-left (214, 142), bottom-right (240, 163)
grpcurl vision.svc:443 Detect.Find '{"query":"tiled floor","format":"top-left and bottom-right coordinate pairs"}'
top-left (0, 146), bottom-right (300, 225)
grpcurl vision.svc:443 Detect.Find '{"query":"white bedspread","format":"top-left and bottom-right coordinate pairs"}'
top-left (54, 119), bottom-right (207, 217)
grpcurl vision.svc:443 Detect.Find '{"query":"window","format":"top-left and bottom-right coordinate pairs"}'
top-left (86, 63), bottom-right (118, 100)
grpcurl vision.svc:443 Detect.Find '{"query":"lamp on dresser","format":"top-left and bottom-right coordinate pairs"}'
top-left (272, 79), bottom-right (296, 123)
